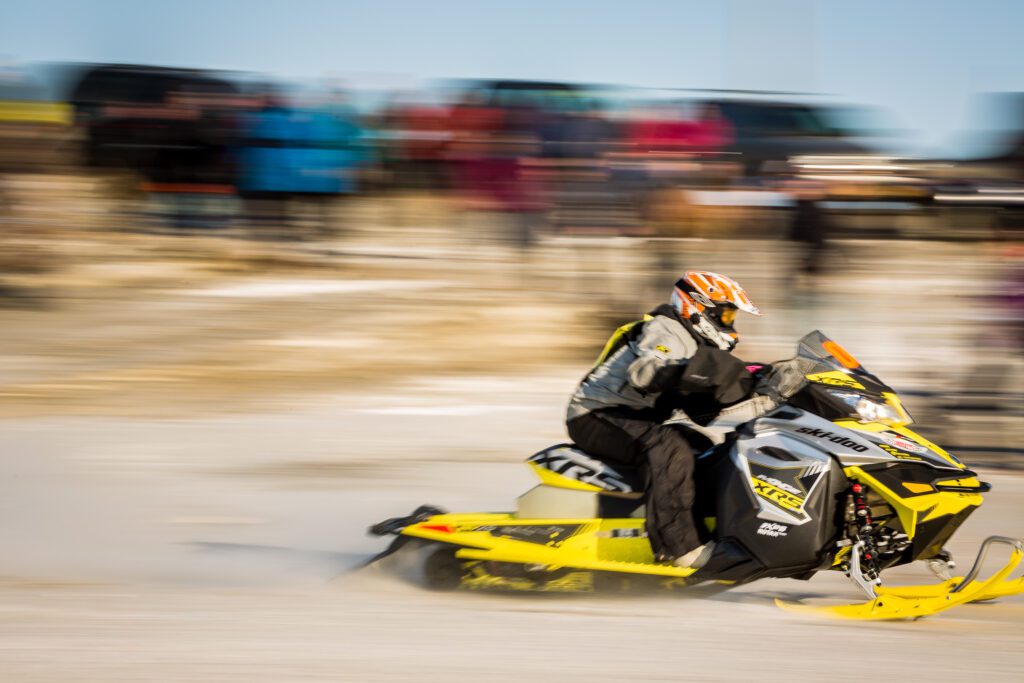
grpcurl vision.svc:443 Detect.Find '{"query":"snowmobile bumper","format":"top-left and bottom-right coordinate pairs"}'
top-left (369, 505), bottom-right (447, 537)
top-left (776, 536), bottom-right (1024, 620)
top-left (364, 505), bottom-right (448, 566)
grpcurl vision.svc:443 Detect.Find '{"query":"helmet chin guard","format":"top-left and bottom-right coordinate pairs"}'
top-left (693, 314), bottom-right (738, 350)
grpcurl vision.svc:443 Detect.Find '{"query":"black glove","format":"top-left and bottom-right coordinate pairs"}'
top-left (677, 346), bottom-right (755, 405)
top-left (754, 357), bottom-right (815, 403)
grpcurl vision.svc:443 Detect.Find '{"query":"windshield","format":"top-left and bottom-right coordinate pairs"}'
top-left (788, 331), bottom-right (913, 427)
top-left (795, 330), bottom-right (869, 374)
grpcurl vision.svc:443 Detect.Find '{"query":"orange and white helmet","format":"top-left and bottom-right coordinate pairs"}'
top-left (671, 271), bottom-right (761, 350)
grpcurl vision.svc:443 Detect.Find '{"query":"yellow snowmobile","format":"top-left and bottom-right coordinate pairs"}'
top-left (369, 331), bottom-right (1024, 620)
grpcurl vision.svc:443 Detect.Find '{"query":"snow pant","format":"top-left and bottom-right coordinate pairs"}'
top-left (567, 409), bottom-right (701, 560)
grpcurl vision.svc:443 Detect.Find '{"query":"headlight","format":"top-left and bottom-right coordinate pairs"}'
top-left (853, 397), bottom-right (904, 425)
top-left (828, 390), bottom-right (909, 426)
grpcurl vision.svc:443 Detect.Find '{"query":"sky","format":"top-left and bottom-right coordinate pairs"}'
top-left (4, 0), bottom-right (1024, 155)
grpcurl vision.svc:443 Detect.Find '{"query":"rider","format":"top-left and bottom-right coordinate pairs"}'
top-left (566, 271), bottom-right (762, 568)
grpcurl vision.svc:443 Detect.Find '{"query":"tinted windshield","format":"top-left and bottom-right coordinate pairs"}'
top-left (794, 330), bottom-right (899, 398)
top-left (795, 330), bottom-right (868, 375)
top-left (779, 331), bottom-right (913, 428)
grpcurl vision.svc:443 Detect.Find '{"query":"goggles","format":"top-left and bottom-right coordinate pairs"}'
top-left (709, 306), bottom-right (737, 326)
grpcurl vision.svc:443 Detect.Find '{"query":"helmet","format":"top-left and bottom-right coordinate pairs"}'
top-left (670, 271), bottom-right (761, 350)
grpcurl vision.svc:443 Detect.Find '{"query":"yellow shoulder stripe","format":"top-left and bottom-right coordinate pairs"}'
top-left (593, 314), bottom-right (653, 367)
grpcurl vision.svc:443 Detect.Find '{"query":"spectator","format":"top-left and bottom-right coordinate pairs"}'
top-left (237, 87), bottom-right (364, 238)
top-left (787, 179), bottom-right (831, 281)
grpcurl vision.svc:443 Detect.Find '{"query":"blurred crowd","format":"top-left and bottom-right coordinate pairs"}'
top-left (2, 61), bottom-right (1023, 244)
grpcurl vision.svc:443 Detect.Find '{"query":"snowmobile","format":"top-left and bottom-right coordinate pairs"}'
top-left (369, 331), bottom-right (1024, 620)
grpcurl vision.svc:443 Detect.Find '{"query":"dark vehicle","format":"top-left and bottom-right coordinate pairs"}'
top-left (461, 79), bottom-right (607, 157)
top-left (707, 99), bottom-right (869, 176)
top-left (68, 63), bottom-right (240, 184)
top-left (476, 79), bottom-right (591, 112)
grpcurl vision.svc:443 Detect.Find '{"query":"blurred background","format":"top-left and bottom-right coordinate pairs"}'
top-left (1, 1), bottom-right (1023, 681)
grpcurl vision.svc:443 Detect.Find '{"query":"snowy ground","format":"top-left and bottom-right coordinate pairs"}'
top-left (1, 377), bottom-right (1023, 682)
top-left (1, 214), bottom-right (1022, 680)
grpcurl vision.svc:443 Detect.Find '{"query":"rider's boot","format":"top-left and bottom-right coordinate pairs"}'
top-left (673, 541), bottom-right (716, 569)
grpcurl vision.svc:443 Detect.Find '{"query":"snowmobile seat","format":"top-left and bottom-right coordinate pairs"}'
top-left (526, 444), bottom-right (644, 496)
top-left (517, 445), bottom-right (645, 519)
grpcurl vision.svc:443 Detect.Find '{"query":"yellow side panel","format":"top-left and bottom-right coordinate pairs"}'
top-left (401, 512), bottom-right (697, 578)
top-left (844, 466), bottom-right (983, 538)
top-left (595, 519), bottom-right (653, 563)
